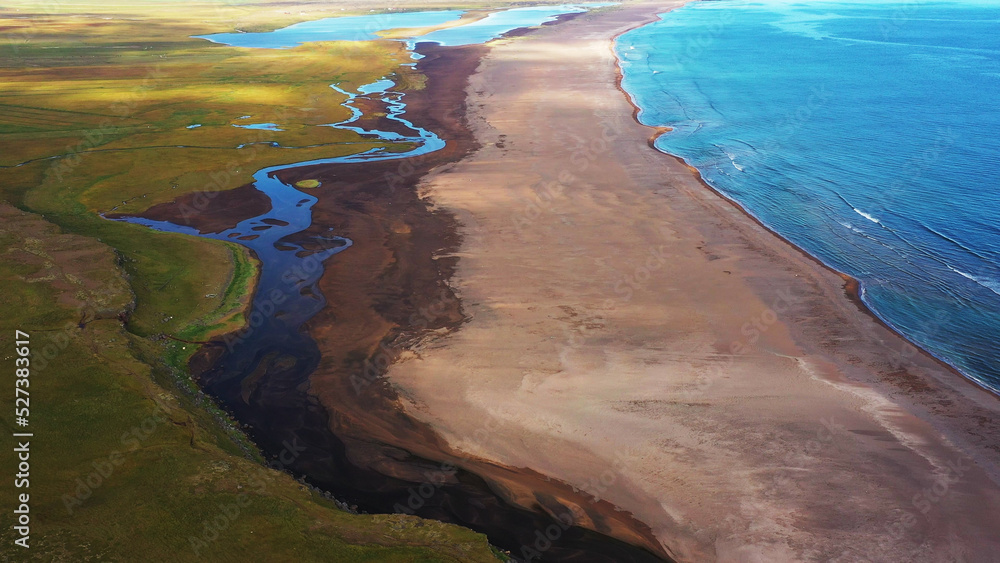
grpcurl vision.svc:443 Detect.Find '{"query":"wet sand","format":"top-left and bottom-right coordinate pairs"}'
top-left (125, 183), bottom-right (271, 234)
top-left (156, 37), bottom-right (670, 559)
top-left (145, 2), bottom-right (1000, 559)
top-left (379, 1), bottom-right (1000, 561)
top-left (275, 42), bottom-right (670, 560)
top-left (141, 33), bottom-right (669, 557)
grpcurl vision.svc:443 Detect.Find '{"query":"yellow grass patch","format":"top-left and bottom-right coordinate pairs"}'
top-left (295, 179), bottom-right (321, 188)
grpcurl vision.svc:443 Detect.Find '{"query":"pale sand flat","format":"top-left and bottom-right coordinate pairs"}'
top-left (387, 2), bottom-right (1000, 560)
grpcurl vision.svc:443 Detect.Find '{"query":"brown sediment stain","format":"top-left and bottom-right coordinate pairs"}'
top-left (647, 126), bottom-right (673, 148)
top-left (115, 182), bottom-right (271, 235)
top-left (348, 95), bottom-right (420, 138)
top-left (0, 203), bottom-right (133, 321)
top-left (500, 11), bottom-right (587, 39)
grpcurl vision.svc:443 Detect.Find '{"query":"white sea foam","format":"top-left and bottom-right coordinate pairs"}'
top-left (722, 149), bottom-right (744, 172)
top-left (853, 208), bottom-right (880, 224)
top-left (838, 220), bottom-right (865, 234)
top-left (948, 266), bottom-right (1000, 297)
top-left (983, 279), bottom-right (1000, 296)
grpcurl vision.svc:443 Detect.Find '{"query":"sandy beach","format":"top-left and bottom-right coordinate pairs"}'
top-left (372, 1), bottom-right (1000, 560)
top-left (19, 0), bottom-right (999, 559)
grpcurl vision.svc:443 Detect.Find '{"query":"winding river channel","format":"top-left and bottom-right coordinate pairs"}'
top-left (115, 5), bottom-right (667, 563)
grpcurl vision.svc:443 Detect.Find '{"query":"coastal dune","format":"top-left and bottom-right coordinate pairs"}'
top-left (384, 1), bottom-right (1000, 560)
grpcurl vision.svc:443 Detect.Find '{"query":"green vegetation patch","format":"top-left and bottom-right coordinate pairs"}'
top-left (0, 1), bottom-right (511, 560)
top-left (0, 205), bottom-right (502, 561)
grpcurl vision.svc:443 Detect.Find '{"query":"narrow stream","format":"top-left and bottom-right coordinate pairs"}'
top-left (113, 7), bottom-right (667, 561)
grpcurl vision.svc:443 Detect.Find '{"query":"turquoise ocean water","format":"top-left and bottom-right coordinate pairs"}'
top-left (617, 0), bottom-right (1000, 392)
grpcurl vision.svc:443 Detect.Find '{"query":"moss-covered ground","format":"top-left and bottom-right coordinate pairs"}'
top-left (0, 1), bottom-right (520, 560)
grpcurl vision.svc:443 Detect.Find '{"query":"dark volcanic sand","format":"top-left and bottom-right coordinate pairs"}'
top-left (280, 42), bottom-right (671, 560)
top-left (119, 183), bottom-right (271, 234)
top-left (349, 95), bottom-right (421, 139)
top-left (170, 39), bottom-right (673, 562)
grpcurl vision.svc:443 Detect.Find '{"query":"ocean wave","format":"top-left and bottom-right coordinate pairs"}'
top-left (619, 0), bottom-right (1000, 390)
top-left (712, 141), bottom-right (749, 172)
top-left (854, 207), bottom-right (880, 224)
top-left (722, 150), bottom-right (745, 172)
top-left (838, 220), bottom-right (865, 234)
top-left (948, 266), bottom-right (1000, 297)
top-left (918, 222), bottom-right (994, 263)
top-left (834, 192), bottom-right (882, 225)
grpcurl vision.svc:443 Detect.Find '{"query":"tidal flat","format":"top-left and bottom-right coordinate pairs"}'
top-left (3, 0), bottom-right (1000, 562)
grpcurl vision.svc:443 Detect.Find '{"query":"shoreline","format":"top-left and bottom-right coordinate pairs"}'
top-left (386, 1), bottom-right (1000, 560)
top-left (132, 2), bottom-right (1000, 560)
top-left (608, 4), bottom-right (999, 401)
top-left (659, 146), bottom-right (998, 401)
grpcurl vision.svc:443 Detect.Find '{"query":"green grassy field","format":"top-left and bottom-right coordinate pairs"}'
top-left (0, 1), bottom-right (518, 560)
top-left (0, 206), bottom-right (502, 562)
